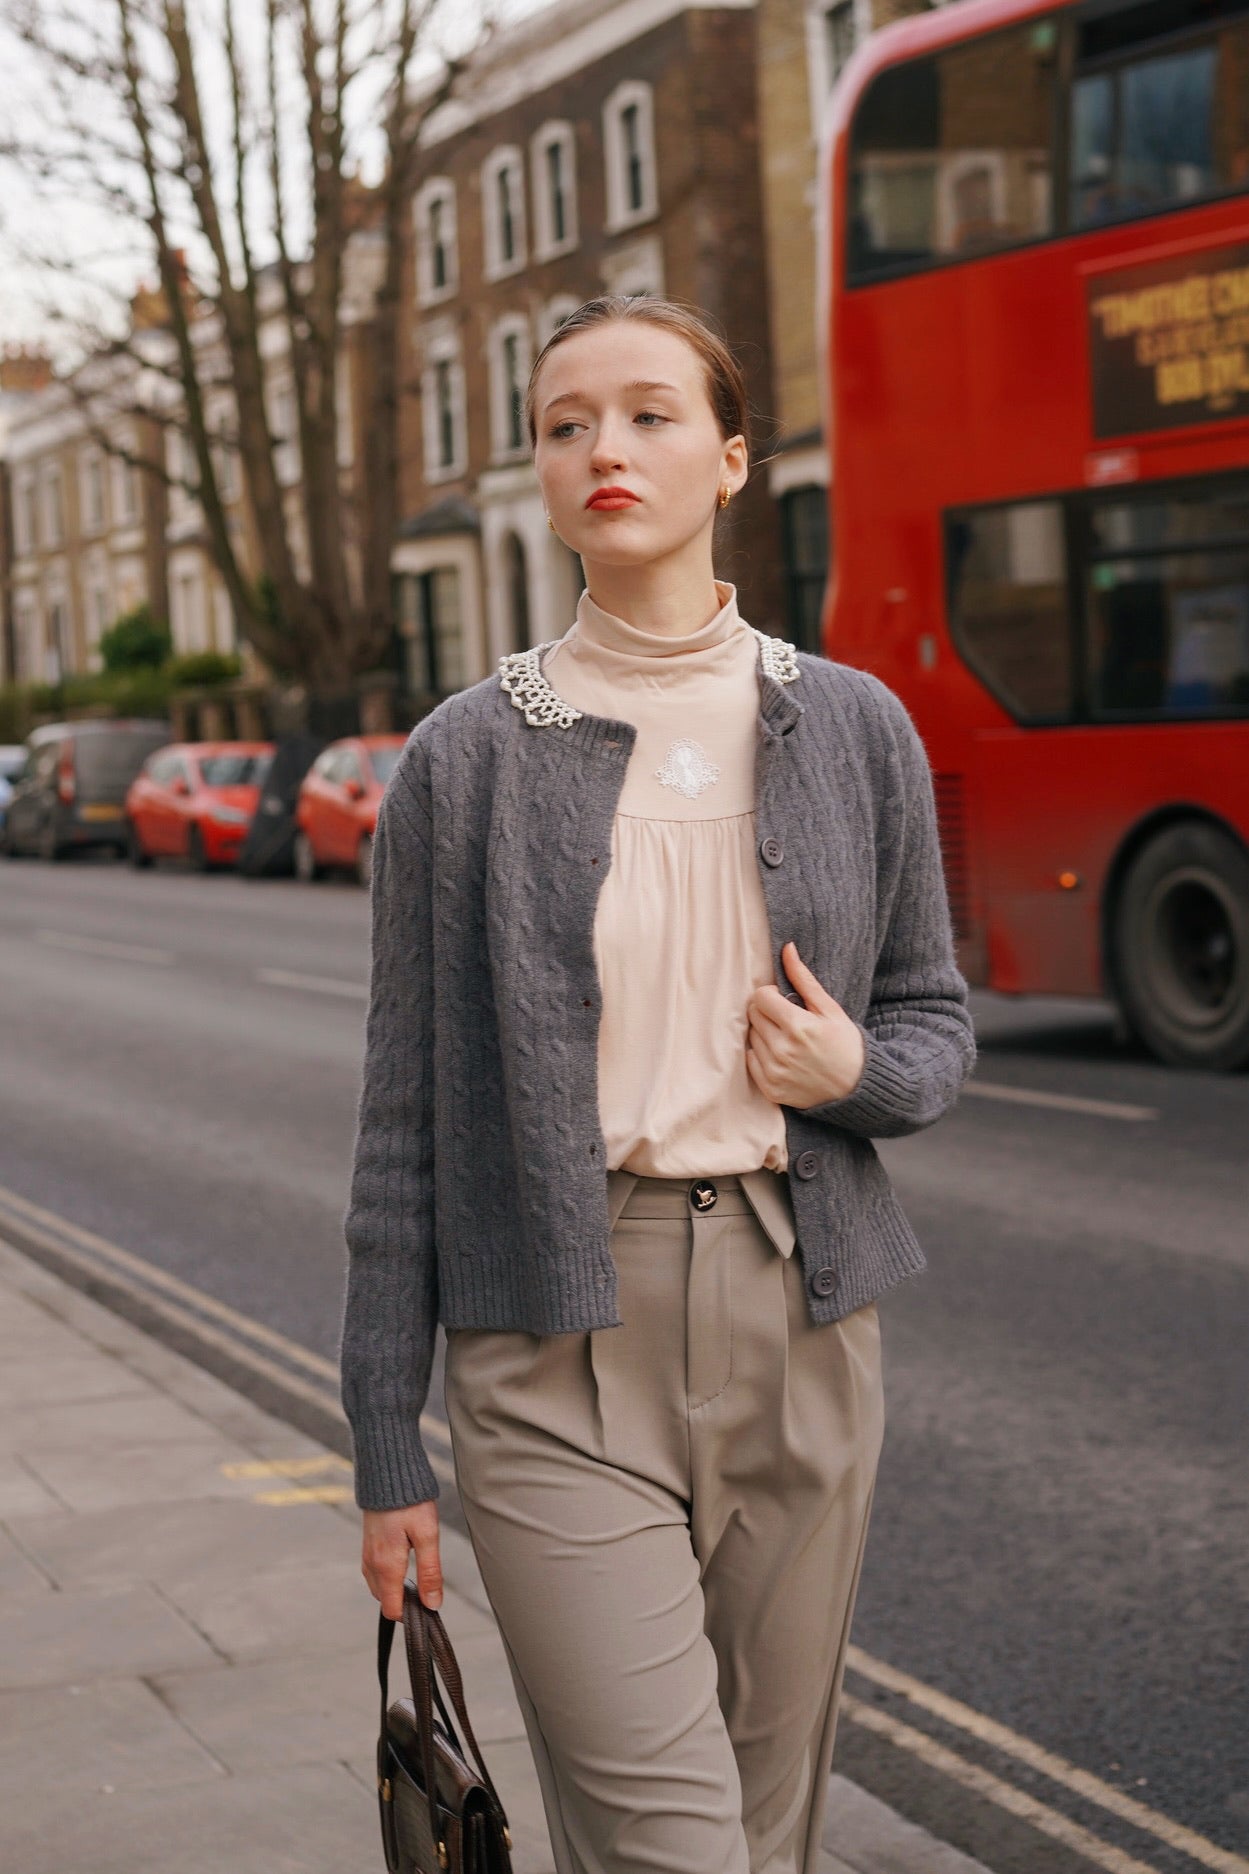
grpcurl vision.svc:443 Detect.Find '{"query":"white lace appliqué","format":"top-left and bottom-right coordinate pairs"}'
top-left (655, 738), bottom-right (720, 800)
top-left (497, 627), bottom-right (800, 729)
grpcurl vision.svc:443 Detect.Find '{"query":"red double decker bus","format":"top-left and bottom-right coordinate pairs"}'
top-left (821, 0), bottom-right (1249, 1067)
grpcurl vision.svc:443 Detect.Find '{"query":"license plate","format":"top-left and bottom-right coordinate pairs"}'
top-left (80, 804), bottom-right (123, 822)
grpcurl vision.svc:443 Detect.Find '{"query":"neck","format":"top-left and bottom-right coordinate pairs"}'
top-left (579, 556), bottom-right (724, 641)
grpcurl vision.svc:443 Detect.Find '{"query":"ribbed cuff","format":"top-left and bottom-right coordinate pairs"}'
top-left (801, 1027), bottom-right (917, 1136)
top-left (349, 1411), bottom-right (441, 1511)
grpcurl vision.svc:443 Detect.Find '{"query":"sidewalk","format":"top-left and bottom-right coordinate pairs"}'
top-left (0, 1234), bottom-right (992, 1874)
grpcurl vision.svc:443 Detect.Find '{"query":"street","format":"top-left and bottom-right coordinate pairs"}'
top-left (1, 858), bottom-right (1246, 1874)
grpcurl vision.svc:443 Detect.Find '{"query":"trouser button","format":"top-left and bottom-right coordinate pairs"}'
top-left (689, 1179), bottom-right (718, 1212)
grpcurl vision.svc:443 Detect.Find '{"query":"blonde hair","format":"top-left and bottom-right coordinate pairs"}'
top-left (525, 295), bottom-right (750, 458)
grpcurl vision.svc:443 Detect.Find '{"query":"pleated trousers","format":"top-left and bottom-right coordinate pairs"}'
top-left (443, 1168), bottom-right (885, 1874)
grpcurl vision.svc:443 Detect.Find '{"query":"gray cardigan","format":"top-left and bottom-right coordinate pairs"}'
top-left (341, 630), bottom-right (975, 1509)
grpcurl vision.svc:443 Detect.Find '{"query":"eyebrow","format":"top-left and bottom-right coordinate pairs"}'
top-left (541, 379), bottom-right (683, 414)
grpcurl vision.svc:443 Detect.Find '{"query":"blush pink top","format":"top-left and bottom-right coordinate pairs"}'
top-left (540, 581), bottom-right (790, 1178)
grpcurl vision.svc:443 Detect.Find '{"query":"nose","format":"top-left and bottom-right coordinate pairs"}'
top-left (589, 413), bottom-right (630, 475)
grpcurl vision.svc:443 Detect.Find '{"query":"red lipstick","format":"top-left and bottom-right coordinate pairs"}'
top-left (585, 486), bottom-right (641, 511)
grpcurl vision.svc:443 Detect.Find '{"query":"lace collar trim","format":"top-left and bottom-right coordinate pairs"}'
top-left (497, 627), bottom-right (801, 729)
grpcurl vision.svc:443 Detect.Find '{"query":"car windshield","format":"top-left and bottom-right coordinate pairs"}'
top-left (369, 746), bottom-right (403, 785)
top-left (197, 753), bottom-right (271, 787)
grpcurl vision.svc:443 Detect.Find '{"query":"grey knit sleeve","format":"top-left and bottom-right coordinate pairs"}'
top-left (340, 731), bottom-right (441, 1510)
top-left (801, 678), bottom-right (975, 1139)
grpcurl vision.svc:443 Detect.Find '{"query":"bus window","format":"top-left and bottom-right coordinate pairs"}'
top-left (946, 500), bottom-right (1073, 720)
top-left (1070, 3), bottom-right (1249, 230)
top-left (848, 22), bottom-right (1057, 282)
top-left (1086, 483), bottom-right (1249, 718)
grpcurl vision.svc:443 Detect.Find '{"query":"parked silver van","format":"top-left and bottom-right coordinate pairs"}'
top-left (1, 720), bottom-right (170, 861)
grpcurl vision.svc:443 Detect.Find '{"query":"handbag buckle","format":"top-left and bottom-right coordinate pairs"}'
top-left (437, 1842), bottom-right (448, 1868)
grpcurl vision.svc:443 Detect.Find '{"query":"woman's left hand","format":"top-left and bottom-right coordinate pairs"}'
top-left (745, 941), bottom-right (866, 1108)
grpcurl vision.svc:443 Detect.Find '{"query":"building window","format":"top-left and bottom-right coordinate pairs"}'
top-left (780, 487), bottom-right (830, 657)
top-left (531, 122), bottom-right (577, 259)
top-left (14, 476), bottom-right (37, 557)
top-left (396, 566), bottom-right (465, 696)
top-left (81, 449), bottom-right (107, 534)
top-left (946, 500), bottom-right (1073, 721)
top-left (823, 0), bottom-right (857, 88)
top-left (603, 82), bottom-right (658, 233)
top-left (113, 439), bottom-right (139, 524)
top-left (421, 331), bottom-right (466, 481)
top-left (270, 384), bottom-right (299, 487)
top-left (415, 179), bottom-right (458, 305)
top-left (13, 597), bottom-right (39, 682)
top-left (489, 316), bottom-right (531, 461)
top-left (43, 464), bottom-right (65, 548)
top-left (482, 148), bottom-right (526, 279)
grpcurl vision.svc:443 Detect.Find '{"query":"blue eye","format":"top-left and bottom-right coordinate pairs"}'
top-left (549, 421), bottom-right (579, 439)
top-left (635, 411), bottom-right (665, 426)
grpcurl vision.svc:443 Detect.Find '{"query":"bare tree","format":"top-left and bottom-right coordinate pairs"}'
top-left (1, 0), bottom-right (477, 711)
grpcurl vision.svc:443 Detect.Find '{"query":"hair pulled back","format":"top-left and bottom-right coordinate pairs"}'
top-left (524, 295), bottom-right (749, 459)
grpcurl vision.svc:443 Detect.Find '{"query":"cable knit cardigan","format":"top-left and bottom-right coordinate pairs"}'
top-left (340, 634), bottom-right (975, 1509)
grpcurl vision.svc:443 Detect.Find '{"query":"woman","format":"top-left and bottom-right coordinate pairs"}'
top-left (342, 295), bottom-right (974, 1874)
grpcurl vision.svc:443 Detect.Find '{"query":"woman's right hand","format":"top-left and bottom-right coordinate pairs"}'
top-left (362, 1500), bottom-right (443, 1620)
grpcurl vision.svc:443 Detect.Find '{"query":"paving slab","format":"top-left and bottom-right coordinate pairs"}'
top-left (0, 1520), bottom-right (51, 1592)
top-left (824, 1776), bottom-right (994, 1874)
top-left (0, 1761), bottom-right (378, 1874)
top-left (0, 1582), bottom-right (219, 1689)
top-left (0, 1453), bottom-right (65, 1519)
top-left (0, 1351), bottom-right (151, 1408)
top-left (0, 1676), bottom-right (224, 1792)
top-left (154, 1646), bottom-right (376, 1773)
top-left (17, 1436), bottom-right (269, 1513)
top-left (0, 1390), bottom-right (216, 1455)
top-left (12, 1492), bottom-right (354, 1593)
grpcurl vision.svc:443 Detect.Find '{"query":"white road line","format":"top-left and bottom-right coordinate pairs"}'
top-left (36, 929), bottom-right (176, 967)
top-left (842, 1696), bottom-right (1164, 1874)
top-left (847, 1647), bottom-right (1249, 1874)
top-left (256, 967), bottom-right (368, 1000)
top-left (961, 1081), bottom-right (1158, 1123)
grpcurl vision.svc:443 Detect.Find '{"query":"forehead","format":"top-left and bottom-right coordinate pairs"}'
top-left (537, 321), bottom-right (706, 405)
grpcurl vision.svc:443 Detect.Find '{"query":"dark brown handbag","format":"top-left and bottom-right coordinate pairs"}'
top-left (376, 1582), bottom-right (514, 1874)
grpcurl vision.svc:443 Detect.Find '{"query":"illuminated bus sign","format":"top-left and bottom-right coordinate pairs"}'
top-left (1086, 244), bottom-right (1249, 440)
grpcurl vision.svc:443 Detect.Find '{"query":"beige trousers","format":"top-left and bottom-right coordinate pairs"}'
top-left (444, 1170), bottom-right (885, 1874)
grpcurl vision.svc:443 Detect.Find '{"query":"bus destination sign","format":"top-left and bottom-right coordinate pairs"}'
top-left (1087, 243), bottom-right (1249, 440)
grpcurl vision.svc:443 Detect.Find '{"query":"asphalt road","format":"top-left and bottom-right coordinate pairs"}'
top-left (1, 856), bottom-right (1246, 1874)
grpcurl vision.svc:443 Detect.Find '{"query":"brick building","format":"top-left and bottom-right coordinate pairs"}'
top-left (754, 0), bottom-right (930, 653)
top-left (392, 0), bottom-right (784, 695)
top-left (0, 341), bottom-right (168, 687)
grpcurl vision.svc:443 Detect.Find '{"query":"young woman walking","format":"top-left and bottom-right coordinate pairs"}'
top-left (342, 295), bottom-right (974, 1874)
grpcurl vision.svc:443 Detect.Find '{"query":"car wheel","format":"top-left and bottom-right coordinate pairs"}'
top-left (186, 824), bottom-right (212, 874)
top-left (38, 820), bottom-right (66, 863)
top-left (127, 821), bottom-right (153, 869)
top-left (293, 830), bottom-right (323, 884)
top-left (355, 832), bottom-right (374, 891)
top-left (1112, 820), bottom-right (1249, 1070)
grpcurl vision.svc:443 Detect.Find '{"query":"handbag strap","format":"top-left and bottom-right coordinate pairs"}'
top-left (422, 1604), bottom-right (510, 1827)
top-left (377, 1597), bottom-right (448, 1870)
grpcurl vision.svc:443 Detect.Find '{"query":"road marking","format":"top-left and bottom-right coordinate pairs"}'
top-left (961, 1081), bottom-right (1158, 1122)
top-left (848, 1647), bottom-right (1249, 1874)
top-left (220, 1455), bottom-right (352, 1480)
top-left (0, 1180), bottom-right (453, 1462)
top-left (254, 1484), bottom-right (356, 1506)
top-left (843, 1696), bottom-right (1163, 1874)
top-left (36, 929), bottom-right (176, 967)
top-left (256, 967), bottom-right (368, 1000)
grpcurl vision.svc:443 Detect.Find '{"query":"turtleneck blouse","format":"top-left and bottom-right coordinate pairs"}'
top-left (539, 580), bottom-right (790, 1178)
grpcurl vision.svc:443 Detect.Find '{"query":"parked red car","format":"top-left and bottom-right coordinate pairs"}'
top-left (293, 734), bottom-right (406, 887)
top-left (126, 741), bottom-right (275, 871)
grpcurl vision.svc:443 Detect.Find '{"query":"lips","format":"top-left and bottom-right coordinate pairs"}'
top-left (586, 487), bottom-right (641, 511)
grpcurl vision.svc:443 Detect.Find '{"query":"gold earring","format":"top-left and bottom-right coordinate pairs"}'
top-left (718, 484), bottom-right (731, 510)
top-left (546, 513), bottom-right (556, 531)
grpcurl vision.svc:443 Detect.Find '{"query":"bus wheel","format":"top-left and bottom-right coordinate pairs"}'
top-left (1113, 822), bottom-right (1249, 1070)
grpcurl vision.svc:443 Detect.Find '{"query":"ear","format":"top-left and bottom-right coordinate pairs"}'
top-left (722, 432), bottom-right (749, 497)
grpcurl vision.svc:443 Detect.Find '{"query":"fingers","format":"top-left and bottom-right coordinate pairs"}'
top-left (361, 1503), bottom-right (442, 1621)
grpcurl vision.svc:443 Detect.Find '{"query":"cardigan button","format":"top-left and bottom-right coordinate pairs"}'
top-left (794, 1150), bottom-right (819, 1179)
top-left (760, 836), bottom-right (784, 868)
top-left (809, 1265), bottom-right (837, 1298)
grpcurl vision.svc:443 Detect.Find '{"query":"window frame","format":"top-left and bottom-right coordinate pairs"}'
top-left (414, 177), bottom-right (459, 306)
top-left (488, 313), bottom-right (533, 463)
top-left (481, 146), bottom-right (527, 281)
top-left (844, 1), bottom-right (1249, 290)
top-left (420, 328), bottom-right (468, 483)
top-left (603, 80), bottom-right (659, 234)
top-left (944, 469), bottom-right (1249, 726)
top-left (530, 121), bottom-right (578, 261)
